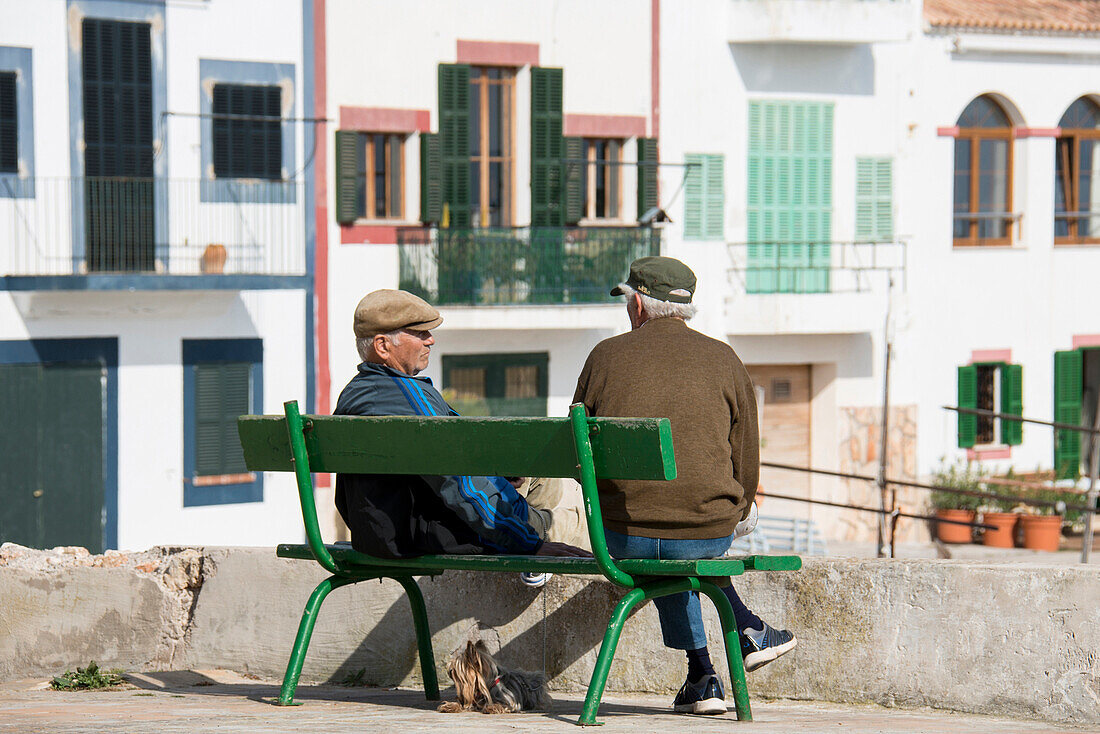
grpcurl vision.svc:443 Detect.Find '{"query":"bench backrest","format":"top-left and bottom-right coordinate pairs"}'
top-left (237, 400), bottom-right (676, 586)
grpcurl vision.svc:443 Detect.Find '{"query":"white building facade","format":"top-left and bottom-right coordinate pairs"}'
top-left (0, 0), bottom-right (318, 551)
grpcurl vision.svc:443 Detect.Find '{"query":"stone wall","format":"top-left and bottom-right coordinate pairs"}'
top-left (2, 543), bottom-right (1097, 726)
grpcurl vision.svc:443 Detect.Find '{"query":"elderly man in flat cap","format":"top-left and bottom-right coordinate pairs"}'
top-left (573, 256), bottom-right (796, 716)
top-left (333, 289), bottom-right (590, 579)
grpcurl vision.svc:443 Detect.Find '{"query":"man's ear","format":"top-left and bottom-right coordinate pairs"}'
top-left (372, 333), bottom-right (389, 357)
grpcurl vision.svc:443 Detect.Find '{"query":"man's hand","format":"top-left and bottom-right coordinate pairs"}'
top-left (505, 476), bottom-right (526, 490)
top-left (535, 541), bottom-right (592, 557)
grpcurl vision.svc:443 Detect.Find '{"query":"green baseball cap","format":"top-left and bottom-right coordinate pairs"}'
top-left (610, 256), bottom-right (697, 303)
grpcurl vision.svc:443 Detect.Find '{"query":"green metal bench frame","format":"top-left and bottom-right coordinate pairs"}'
top-left (238, 400), bottom-right (801, 725)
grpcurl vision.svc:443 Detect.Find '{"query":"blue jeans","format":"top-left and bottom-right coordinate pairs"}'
top-left (604, 528), bottom-right (743, 650)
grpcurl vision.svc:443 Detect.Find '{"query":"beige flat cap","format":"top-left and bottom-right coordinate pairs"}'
top-left (353, 289), bottom-right (443, 338)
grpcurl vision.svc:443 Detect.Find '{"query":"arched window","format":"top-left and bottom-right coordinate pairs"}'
top-left (953, 96), bottom-right (1014, 246)
top-left (1055, 97), bottom-right (1100, 244)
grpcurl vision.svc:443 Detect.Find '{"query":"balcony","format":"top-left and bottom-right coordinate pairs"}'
top-left (726, 240), bottom-right (906, 334)
top-left (0, 178), bottom-right (307, 291)
top-left (727, 0), bottom-right (915, 45)
top-left (397, 226), bottom-right (660, 307)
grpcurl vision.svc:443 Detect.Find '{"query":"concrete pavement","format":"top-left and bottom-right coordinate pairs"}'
top-left (0, 671), bottom-right (1092, 734)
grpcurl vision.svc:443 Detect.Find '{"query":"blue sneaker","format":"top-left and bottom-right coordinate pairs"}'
top-left (740, 622), bottom-right (797, 672)
top-left (672, 674), bottom-right (726, 715)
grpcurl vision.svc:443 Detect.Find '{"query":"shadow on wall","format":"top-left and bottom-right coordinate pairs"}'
top-left (729, 43), bottom-right (875, 96)
top-left (327, 572), bottom-right (645, 688)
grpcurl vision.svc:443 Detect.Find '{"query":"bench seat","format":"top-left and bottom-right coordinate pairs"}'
top-left (276, 543), bottom-right (802, 575)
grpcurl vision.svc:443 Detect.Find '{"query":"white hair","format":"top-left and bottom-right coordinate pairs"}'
top-left (356, 329), bottom-right (403, 361)
top-left (616, 283), bottom-right (697, 320)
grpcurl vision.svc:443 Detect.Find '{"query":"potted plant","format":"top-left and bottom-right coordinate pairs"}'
top-left (930, 461), bottom-right (985, 543)
top-left (1013, 486), bottom-right (1068, 552)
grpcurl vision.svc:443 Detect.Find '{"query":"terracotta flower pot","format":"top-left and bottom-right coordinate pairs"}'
top-left (935, 509), bottom-right (975, 544)
top-left (1019, 515), bottom-right (1063, 552)
top-left (981, 512), bottom-right (1019, 548)
top-left (201, 243), bottom-right (227, 274)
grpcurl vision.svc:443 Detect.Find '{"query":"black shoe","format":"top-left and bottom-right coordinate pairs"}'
top-left (740, 622), bottom-right (797, 672)
top-left (672, 674), bottom-right (726, 715)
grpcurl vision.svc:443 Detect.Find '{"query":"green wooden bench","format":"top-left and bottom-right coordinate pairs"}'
top-left (238, 400), bottom-right (801, 725)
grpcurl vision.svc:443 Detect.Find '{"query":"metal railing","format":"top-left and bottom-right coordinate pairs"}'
top-left (397, 226), bottom-right (660, 306)
top-left (0, 177), bottom-right (306, 277)
top-left (728, 239), bottom-right (906, 294)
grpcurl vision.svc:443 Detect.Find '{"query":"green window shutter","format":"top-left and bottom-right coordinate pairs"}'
top-left (530, 67), bottom-right (564, 227)
top-left (684, 153), bottom-right (704, 238)
top-left (563, 136), bottom-right (584, 224)
top-left (194, 363), bottom-right (250, 476)
top-left (1054, 349), bottom-right (1083, 478)
top-left (334, 130), bottom-right (359, 224)
top-left (438, 63), bottom-right (470, 227)
top-left (419, 132), bottom-right (442, 224)
top-left (0, 72), bottom-right (16, 173)
top-left (1000, 362), bottom-right (1023, 446)
top-left (957, 364), bottom-right (978, 449)
top-left (748, 100), bottom-right (834, 294)
top-left (704, 154), bottom-right (725, 239)
top-left (855, 157), bottom-right (893, 241)
top-left (637, 137), bottom-right (658, 221)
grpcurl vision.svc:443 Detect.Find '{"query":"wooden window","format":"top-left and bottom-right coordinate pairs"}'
top-left (1052, 348), bottom-right (1100, 479)
top-left (353, 133), bottom-right (405, 219)
top-left (953, 96), bottom-right (1014, 247)
top-left (212, 83), bottom-right (282, 180)
top-left (441, 353), bottom-right (548, 417)
top-left (0, 71), bottom-right (16, 173)
top-left (957, 361), bottom-right (1022, 449)
top-left (469, 67), bottom-right (515, 227)
top-left (855, 157), bottom-right (893, 241)
top-left (580, 139), bottom-right (622, 220)
top-left (193, 362), bottom-right (252, 479)
top-left (1055, 97), bottom-right (1100, 245)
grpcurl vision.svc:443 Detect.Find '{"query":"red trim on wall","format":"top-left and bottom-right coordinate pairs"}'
top-left (651, 0), bottom-right (659, 141)
top-left (967, 447), bottom-right (1012, 461)
top-left (563, 114), bottom-right (647, 139)
top-left (936, 126), bottom-right (960, 138)
top-left (339, 106), bottom-right (430, 133)
top-left (970, 349), bottom-right (1012, 364)
top-left (456, 40), bottom-right (538, 67)
top-left (313, 0), bottom-right (331, 486)
top-left (339, 224), bottom-right (409, 244)
top-left (1073, 334), bottom-right (1100, 349)
top-left (1015, 127), bottom-right (1061, 138)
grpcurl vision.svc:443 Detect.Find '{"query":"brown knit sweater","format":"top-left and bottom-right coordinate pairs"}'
top-left (572, 317), bottom-right (759, 539)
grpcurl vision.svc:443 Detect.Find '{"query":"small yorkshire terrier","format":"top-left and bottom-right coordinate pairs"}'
top-left (437, 634), bottom-right (551, 714)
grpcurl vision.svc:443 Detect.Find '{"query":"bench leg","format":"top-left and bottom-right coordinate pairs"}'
top-left (699, 581), bottom-right (752, 722)
top-left (394, 576), bottom-right (440, 701)
top-left (278, 574), bottom-right (360, 706)
top-left (577, 586), bottom-right (646, 726)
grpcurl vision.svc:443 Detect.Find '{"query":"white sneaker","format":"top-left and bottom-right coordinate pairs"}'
top-left (520, 572), bottom-right (552, 588)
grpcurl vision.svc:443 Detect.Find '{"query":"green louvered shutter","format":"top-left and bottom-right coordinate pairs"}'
top-left (704, 154), bottom-right (725, 239)
top-left (531, 67), bottom-right (563, 227)
top-left (748, 101), bottom-right (833, 294)
top-left (1054, 350), bottom-right (1083, 478)
top-left (856, 157), bottom-right (893, 241)
top-left (194, 363), bottom-right (250, 476)
top-left (1000, 362), bottom-right (1023, 446)
top-left (637, 137), bottom-right (658, 221)
top-left (0, 72), bottom-right (16, 173)
top-left (957, 365), bottom-right (978, 449)
top-left (564, 136), bottom-right (584, 224)
top-left (438, 63), bottom-right (470, 227)
top-left (684, 153), bottom-right (704, 238)
top-left (420, 132), bottom-right (442, 224)
top-left (335, 130), bottom-right (359, 224)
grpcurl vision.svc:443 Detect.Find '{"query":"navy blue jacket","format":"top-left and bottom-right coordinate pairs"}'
top-left (334, 362), bottom-right (542, 558)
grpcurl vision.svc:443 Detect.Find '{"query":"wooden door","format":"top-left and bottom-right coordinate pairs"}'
top-left (745, 364), bottom-right (812, 512)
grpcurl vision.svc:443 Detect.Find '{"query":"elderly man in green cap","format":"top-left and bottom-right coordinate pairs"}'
top-left (573, 256), bottom-right (797, 716)
top-left (333, 289), bottom-right (589, 584)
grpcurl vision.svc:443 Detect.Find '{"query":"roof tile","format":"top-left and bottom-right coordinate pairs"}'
top-left (925, 0), bottom-right (1100, 33)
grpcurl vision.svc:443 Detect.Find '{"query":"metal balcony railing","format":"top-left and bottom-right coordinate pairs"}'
top-left (0, 177), bottom-right (305, 278)
top-left (397, 226), bottom-right (661, 306)
top-left (728, 240), bottom-right (907, 294)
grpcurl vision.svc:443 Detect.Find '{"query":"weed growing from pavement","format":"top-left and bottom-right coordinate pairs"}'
top-left (50, 662), bottom-right (126, 691)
